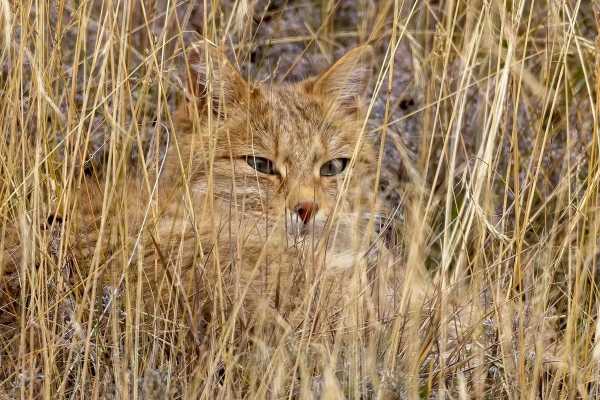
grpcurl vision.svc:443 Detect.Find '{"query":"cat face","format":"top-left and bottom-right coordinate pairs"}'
top-left (171, 45), bottom-right (377, 245)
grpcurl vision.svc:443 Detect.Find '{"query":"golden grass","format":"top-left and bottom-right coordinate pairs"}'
top-left (1, 0), bottom-right (599, 398)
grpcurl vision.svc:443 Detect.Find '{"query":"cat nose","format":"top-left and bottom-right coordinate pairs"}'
top-left (294, 201), bottom-right (319, 224)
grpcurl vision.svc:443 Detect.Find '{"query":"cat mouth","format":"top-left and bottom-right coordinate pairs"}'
top-left (285, 215), bottom-right (324, 240)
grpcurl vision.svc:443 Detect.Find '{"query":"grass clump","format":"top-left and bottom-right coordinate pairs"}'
top-left (1, 0), bottom-right (600, 398)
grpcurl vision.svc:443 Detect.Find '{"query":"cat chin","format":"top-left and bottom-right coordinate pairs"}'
top-left (279, 215), bottom-right (366, 254)
top-left (215, 208), bottom-right (379, 256)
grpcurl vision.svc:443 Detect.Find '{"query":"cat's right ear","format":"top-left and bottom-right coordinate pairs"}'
top-left (185, 43), bottom-right (250, 114)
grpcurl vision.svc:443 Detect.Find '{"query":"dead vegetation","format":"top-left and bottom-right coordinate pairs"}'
top-left (1, 0), bottom-right (600, 398)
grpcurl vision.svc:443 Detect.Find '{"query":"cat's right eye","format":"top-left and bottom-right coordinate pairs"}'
top-left (245, 156), bottom-right (279, 175)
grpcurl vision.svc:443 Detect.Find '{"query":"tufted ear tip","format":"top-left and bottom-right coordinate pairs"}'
top-left (309, 45), bottom-right (374, 111)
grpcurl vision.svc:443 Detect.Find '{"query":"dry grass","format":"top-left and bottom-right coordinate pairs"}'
top-left (1, 0), bottom-right (600, 398)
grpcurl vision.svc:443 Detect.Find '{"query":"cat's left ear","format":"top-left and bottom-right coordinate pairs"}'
top-left (309, 46), bottom-right (374, 112)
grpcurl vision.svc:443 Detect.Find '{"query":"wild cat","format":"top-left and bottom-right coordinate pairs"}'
top-left (1, 44), bottom-right (397, 332)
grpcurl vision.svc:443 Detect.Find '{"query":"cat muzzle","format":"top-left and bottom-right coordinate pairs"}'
top-left (293, 201), bottom-right (319, 224)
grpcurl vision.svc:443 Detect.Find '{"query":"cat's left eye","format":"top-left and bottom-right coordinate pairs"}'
top-left (320, 158), bottom-right (349, 177)
top-left (245, 156), bottom-right (279, 175)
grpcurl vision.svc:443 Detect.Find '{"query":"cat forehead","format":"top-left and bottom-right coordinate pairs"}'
top-left (254, 85), bottom-right (324, 127)
top-left (239, 85), bottom-right (356, 151)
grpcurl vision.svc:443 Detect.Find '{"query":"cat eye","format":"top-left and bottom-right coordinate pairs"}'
top-left (320, 158), bottom-right (349, 177)
top-left (245, 156), bottom-right (279, 175)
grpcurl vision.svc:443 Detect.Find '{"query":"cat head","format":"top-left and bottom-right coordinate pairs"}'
top-left (170, 43), bottom-right (378, 244)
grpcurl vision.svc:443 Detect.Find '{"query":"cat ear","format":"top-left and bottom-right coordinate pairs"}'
top-left (310, 46), bottom-right (373, 112)
top-left (186, 43), bottom-right (250, 112)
